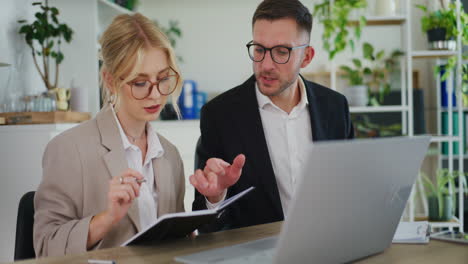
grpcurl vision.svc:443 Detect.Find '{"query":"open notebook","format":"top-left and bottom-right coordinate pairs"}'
top-left (122, 187), bottom-right (255, 246)
top-left (392, 221), bottom-right (430, 244)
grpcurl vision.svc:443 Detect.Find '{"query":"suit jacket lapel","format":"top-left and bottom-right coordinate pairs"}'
top-left (302, 75), bottom-right (329, 141)
top-left (97, 106), bottom-right (141, 232)
top-left (233, 76), bottom-right (284, 219)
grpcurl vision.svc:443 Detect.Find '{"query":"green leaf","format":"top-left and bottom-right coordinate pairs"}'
top-left (56, 52), bottom-right (64, 64)
top-left (363, 42), bottom-right (374, 60)
top-left (376, 50), bottom-right (385, 60)
top-left (17, 19), bottom-right (27, 23)
top-left (51, 7), bottom-right (59, 16)
top-left (19, 25), bottom-right (31, 34)
top-left (415, 4), bottom-right (427, 12)
top-left (349, 39), bottom-right (355, 51)
top-left (422, 173), bottom-right (437, 196)
top-left (340, 65), bottom-right (353, 74)
top-left (352, 58), bottom-right (362, 68)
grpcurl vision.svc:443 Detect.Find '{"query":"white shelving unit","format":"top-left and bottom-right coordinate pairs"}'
top-left (97, 0), bottom-right (134, 41)
top-left (330, 11), bottom-right (413, 136)
top-left (328, 1), bottom-right (465, 232)
top-left (407, 0), bottom-right (465, 232)
top-left (412, 50), bottom-right (458, 59)
top-left (350, 105), bottom-right (409, 113)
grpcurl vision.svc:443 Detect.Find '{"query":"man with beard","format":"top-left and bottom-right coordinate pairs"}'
top-left (190, 0), bottom-right (354, 231)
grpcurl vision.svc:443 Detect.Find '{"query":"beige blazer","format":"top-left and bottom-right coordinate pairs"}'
top-left (33, 106), bottom-right (185, 257)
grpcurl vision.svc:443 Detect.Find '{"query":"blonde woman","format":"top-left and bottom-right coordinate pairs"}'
top-left (34, 13), bottom-right (186, 257)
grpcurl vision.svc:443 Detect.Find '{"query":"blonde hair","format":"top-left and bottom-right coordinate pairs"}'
top-left (99, 13), bottom-right (182, 117)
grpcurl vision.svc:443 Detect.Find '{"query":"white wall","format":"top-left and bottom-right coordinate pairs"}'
top-left (0, 0), bottom-right (98, 262)
top-left (0, 0), bottom-right (439, 262)
top-left (50, 0), bottom-right (100, 115)
top-left (138, 0), bottom-right (430, 96)
top-left (139, 0), bottom-right (261, 97)
top-left (0, 0), bottom-right (99, 115)
top-left (0, 0), bottom-right (43, 103)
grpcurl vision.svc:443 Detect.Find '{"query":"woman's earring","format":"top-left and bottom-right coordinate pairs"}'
top-left (109, 94), bottom-right (117, 105)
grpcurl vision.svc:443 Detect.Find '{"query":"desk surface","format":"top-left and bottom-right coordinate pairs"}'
top-left (12, 222), bottom-right (467, 264)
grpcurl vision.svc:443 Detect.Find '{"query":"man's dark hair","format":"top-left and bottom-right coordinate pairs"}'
top-left (252, 0), bottom-right (313, 39)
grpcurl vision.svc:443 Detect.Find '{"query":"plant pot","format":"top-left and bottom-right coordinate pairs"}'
top-left (374, 0), bottom-right (396, 16)
top-left (344, 85), bottom-right (368, 107)
top-left (428, 195), bottom-right (453, 221)
top-left (426, 28), bottom-right (456, 50)
top-left (427, 28), bottom-right (446, 42)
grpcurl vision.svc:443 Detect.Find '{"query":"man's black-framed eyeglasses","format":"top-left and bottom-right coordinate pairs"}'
top-left (124, 66), bottom-right (180, 100)
top-left (246, 41), bottom-right (308, 64)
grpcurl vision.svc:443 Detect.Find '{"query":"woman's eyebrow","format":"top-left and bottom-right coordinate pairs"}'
top-left (136, 67), bottom-right (170, 77)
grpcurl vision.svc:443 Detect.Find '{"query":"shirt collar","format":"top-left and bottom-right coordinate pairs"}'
top-left (255, 76), bottom-right (309, 111)
top-left (111, 107), bottom-right (164, 161)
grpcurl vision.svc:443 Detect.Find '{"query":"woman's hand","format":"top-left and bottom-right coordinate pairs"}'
top-left (106, 168), bottom-right (144, 225)
top-left (87, 168), bottom-right (144, 249)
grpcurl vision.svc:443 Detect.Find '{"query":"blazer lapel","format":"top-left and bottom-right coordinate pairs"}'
top-left (232, 76), bottom-right (284, 219)
top-left (152, 154), bottom-right (171, 217)
top-left (97, 106), bottom-right (141, 232)
top-left (302, 75), bottom-right (329, 141)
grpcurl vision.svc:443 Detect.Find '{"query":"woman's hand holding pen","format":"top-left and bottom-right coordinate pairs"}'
top-left (86, 168), bottom-right (144, 249)
top-left (106, 168), bottom-right (144, 225)
top-left (189, 154), bottom-right (246, 204)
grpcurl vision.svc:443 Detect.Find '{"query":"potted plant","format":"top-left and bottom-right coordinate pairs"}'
top-left (340, 42), bottom-right (403, 106)
top-left (361, 43), bottom-right (404, 106)
top-left (17, 0), bottom-right (73, 110)
top-left (416, 3), bottom-right (468, 51)
top-left (313, 0), bottom-right (367, 59)
top-left (339, 56), bottom-right (370, 107)
top-left (421, 169), bottom-right (468, 221)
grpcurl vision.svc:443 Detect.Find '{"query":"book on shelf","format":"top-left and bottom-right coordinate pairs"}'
top-left (441, 112), bottom-right (467, 155)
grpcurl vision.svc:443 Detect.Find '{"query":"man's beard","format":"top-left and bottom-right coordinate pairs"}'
top-left (256, 70), bottom-right (298, 97)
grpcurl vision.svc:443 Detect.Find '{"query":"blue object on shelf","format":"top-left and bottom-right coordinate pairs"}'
top-left (440, 65), bottom-right (457, 107)
top-left (195, 91), bottom-right (207, 119)
top-left (178, 80), bottom-right (198, 119)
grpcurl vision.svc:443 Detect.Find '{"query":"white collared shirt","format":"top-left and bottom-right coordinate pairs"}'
top-left (206, 78), bottom-right (313, 216)
top-left (111, 107), bottom-right (164, 230)
top-left (255, 78), bottom-right (313, 216)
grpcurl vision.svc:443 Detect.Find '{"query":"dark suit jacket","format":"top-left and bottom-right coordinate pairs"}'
top-left (193, 75), bottom-right (354, 232)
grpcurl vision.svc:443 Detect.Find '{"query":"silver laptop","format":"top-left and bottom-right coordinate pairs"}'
top-left (176, 136), bottom-right (431, 264)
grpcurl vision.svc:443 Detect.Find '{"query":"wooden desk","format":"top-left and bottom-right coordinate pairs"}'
top-left (13, 222), bottom-right (467, 264)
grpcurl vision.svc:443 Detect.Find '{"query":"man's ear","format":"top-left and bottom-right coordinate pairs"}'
top-left (102, 70), bottom-right (115, 95)
top-left (300, 46), bottom-right (315, 68)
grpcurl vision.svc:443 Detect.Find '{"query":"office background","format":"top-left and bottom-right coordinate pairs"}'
top-left (0, 0), bottom-right (466, 262)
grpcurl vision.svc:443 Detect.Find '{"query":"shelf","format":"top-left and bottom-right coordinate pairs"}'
top-left (348, 15), bottom-right (406, 26)
top-left (412, 50), bottom-right (458, 59)
top-left (441, 154), bottom-right (468, 160)
top-left (350, 105), bottom-right (408, 113)
top-left (440, 107), bottom-right (468, 112)
top-left (430, 135), bottom-right (462, 143)
top-left (98, 0), bottom-right (133, 15)
top-left (97, 0), bottom-right (135, 40)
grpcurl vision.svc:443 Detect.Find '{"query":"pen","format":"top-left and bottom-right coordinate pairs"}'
top-left (88, 259), bottom-right (116, 264)
top-left (136, 178), bottom-right (146, 184)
